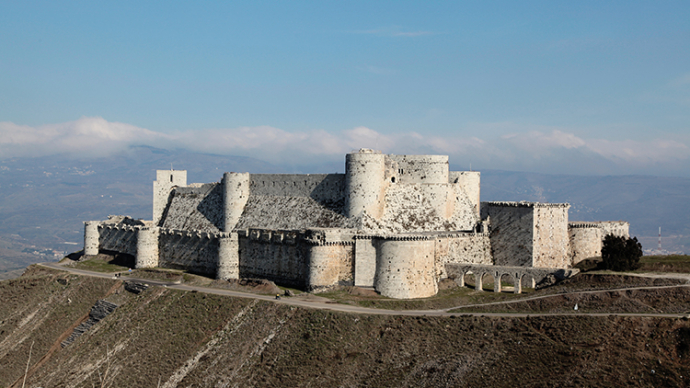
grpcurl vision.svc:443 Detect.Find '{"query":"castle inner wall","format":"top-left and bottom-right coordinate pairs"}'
top-left (388, 155), bottom-right (449, 184)
top-left (160, 183), bottom-right (224, 233)
top-left (362, 183), bottom-right (478, 233)
top-left (249, 173), bottom-right (346, 201)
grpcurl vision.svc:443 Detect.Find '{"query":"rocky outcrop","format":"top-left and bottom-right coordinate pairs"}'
top-left (61, 300), bottom-right (118, 348)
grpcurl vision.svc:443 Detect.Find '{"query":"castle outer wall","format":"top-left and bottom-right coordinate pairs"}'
top-left (83, 150), bottom-right (628, 299)
top-left (569, 221), bottom-right (630, 264)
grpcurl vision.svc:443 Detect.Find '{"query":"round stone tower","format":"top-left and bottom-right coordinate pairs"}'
top-left (223, 172), bottom-right (250, 232)
top-left (374, 237), bottom-right (437, 299)
top-left (135, 227), bottom-right (160, 269)
top-left (84, 221), bottom-right (100, 256)
top-left (345, 149), bottom-right (386, 219)
top-left (217, 233), bottom-right (239, 280)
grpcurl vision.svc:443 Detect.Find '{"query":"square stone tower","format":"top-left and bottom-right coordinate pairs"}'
top-left (153, 170), bottom-right (187, 225)
top-left (484, 202), bottom-right (570, 268)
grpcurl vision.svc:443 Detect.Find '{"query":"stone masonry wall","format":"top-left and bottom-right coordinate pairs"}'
top-left (569, 225), bottom-right (602, 265)
top-left (449, 171), bottom-right (480, 218)
top-left (158, 229), bottom-right (220, 276)
top-left (160, 183), bottom-right (224, 233)
top-left (308, 243), bottom-right (354, 290)
top-left (345, 151), bottom-right (387, 219)
top-left (98, 226), bottom-right (138, 256)
top-left (354, 237), bottom-right (377, 287)
top-left (237, 229), bottom-right (354, 290)
top-left (568, 221), bottom-right (630, 265)
top-left (434, 233), bottom-right (492, 278)
top-left (249, 174), bottom-right (346, 202)
top-left (374, 238), bottom-right (437, 299)
top-left (153, 170), bottom-right (187, 225)
top-left (484, 203), bottom-right (534, 266)
top-left (598, 221), bottom-right (630, 238)
top-left (217, 233), bottom-right (239, 280)
top-left (136, 227), bottom-right (160, 268)
top-left (236, 196), bottom-right (356, 230)
top-left (387, 155), bottom-right (449, 184)
top-left (238, 229), bottom-right (311, 288)
top-left (532, 205), bottom-right (570, 268)
top-left (84, 221), bottom-right (100, 256)
top-left (362, 183), bottom-right (478, 233)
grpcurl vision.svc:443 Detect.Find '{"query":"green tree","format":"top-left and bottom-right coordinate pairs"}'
top-left (600, 234), bottom-right (643, 271)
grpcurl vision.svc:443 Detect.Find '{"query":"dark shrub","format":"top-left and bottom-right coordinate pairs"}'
top-left (600, 234), bottom-right (643, 271)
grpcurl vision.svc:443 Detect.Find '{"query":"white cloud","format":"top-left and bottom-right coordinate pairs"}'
top-left (0, 117), bottom-right (165, 158)
top-left (1, 117), bottom-right (688, 176)
top-left (501, 129), bottom-right (690, 166)
top-left (502, 130), bottom-right (587, 154)
top-left (587, 138), bottom-right (690, 164)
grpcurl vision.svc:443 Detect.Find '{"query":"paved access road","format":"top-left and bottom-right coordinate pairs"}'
top-left (38, 262), bottom-right (690, 319)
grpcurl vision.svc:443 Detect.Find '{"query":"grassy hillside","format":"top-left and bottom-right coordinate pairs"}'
top-left (2, 266), bottom-right (690, 387)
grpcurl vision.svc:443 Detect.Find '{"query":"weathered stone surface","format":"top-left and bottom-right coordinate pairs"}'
top-left (160, 183), bottom-right (223, 232)
top-left (153, 170), bottom-right (187, 225)
top-left (484, 202), bottom-right (571, 268)
top-left (84, 150), bottom-right (628, 300)
top-left (236, 195), bottom-right (354, 230)
top-left (568, 221), bottom-right (630, 265)
top-left (535, 274), bottom-right (558, 290)
top-left (375, 238), bottom-right (437, 299)
top-left (158, 230), bottom-right (219, 276)
top-left (446, 263), bottom-right (578, 294)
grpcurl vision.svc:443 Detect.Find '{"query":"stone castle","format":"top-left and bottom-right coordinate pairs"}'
top-left (83, 149), bottom-right (629, 299)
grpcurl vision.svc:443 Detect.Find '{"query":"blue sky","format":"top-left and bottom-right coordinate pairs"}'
top-left (1, 1), bottom-right (689, 175)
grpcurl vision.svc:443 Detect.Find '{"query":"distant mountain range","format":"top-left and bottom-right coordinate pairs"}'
top-left (0, 147), bottom-right (686, 274)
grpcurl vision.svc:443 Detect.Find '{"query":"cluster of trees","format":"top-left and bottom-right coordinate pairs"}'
top-left (600, 234), bottom-right (643, 271)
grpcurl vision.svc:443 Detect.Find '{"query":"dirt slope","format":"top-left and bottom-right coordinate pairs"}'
top-left (2, 267), bottom-right (690, 387)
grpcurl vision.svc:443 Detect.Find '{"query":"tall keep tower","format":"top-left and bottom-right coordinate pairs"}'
top-left (222, 172), bottom-right (250, 232)
top-left (153, 170), bottom-right (187, 225)
top-left (345, 149), bottom-right (387, 220)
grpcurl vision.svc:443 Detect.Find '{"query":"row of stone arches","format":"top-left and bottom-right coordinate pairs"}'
top-left (455, 271), bottom-right (536, 294)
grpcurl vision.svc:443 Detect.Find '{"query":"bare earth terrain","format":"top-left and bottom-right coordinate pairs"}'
top-left (2, 261), bottom-right (690, 387)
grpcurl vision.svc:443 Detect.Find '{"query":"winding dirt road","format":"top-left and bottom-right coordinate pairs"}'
top-left (38, 262), bottom-right (690, 319)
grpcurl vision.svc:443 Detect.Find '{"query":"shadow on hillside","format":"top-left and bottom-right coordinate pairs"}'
top-left (100, 250), bottom-right (136, 268)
